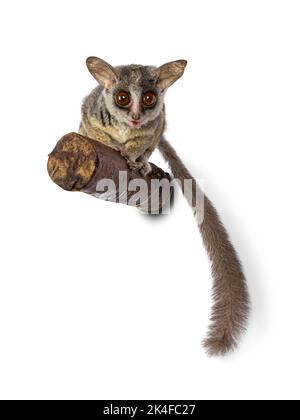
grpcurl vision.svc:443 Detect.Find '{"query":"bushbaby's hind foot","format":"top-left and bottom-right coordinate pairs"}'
top-left (140, 162), bottom-right (152, 177)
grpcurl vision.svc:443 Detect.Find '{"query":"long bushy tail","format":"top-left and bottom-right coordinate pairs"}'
top-left (158, 137), bottom-right (250, 356)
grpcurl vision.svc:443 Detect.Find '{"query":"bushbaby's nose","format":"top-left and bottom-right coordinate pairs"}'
top-left (131, 113), bottom-right (140, 121)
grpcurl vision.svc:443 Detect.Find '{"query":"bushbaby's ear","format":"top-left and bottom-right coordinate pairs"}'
top-left (86, 57), bottom-right (119, 90)
top-left (155, 60), bottom-right (187, 91)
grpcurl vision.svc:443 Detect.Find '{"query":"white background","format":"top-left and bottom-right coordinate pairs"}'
top-left (0, 0), bottom-right (299, 401)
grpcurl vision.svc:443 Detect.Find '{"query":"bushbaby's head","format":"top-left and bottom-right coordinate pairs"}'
top-left (86, 57), bottom-right (187, 129)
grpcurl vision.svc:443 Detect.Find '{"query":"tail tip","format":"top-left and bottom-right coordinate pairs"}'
top-left (203, 336), bottom-right (237, 357)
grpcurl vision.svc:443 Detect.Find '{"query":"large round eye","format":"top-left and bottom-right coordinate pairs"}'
top-left (142, 91), bottom-right (157, 108)
top-left (115, 91), bottom-right (131, 108)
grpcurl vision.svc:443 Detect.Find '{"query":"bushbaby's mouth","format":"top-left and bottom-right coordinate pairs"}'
top-left (129, 120), bottom-right (141, 128)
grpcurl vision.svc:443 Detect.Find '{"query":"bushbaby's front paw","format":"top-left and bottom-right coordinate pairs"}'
top-left (140, 162), bottom-right (152, 177)
top-left (127, 160), bottom-right (143, 171)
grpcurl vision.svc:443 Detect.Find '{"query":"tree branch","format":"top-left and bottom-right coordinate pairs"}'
top-left (47, 132), bottom-right (173, 214)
